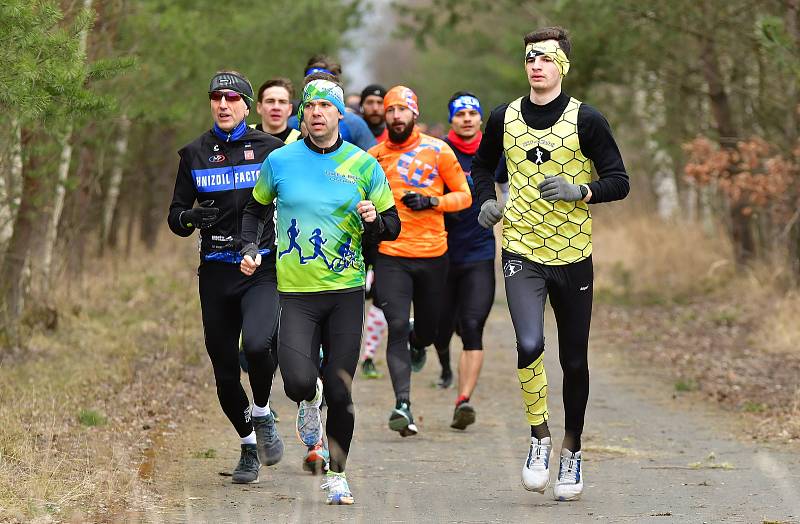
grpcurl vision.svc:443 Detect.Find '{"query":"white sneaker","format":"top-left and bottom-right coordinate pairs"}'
top-left (321, 471), bottom-right (354, 505)
top-left (521, 436), bottom-right (551, 493)
top-left (553, 449), bottom-right (583, 501)
top-left (296, 378), bottom-right (323, 446)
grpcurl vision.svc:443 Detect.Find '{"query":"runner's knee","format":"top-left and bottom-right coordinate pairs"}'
top-left (459, 317), bottom-right (485, 349)
top-left (282, 370), bottom-right (318, 403)
top-left (517, 336), bottom-right (545, 368)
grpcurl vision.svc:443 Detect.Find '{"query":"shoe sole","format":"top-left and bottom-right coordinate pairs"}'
top-left (232, 475), bottom-right (260, 484)
top-left (389, 413), bottom-right (418, 436)
top-left (521, 478), bottom-right (549, 494)
top-left (554, 489), bottom-right (582, 501)
top-left (327, 496), bottom-right (355, 505)
top-left (450, 405), bottom-right (476, 430)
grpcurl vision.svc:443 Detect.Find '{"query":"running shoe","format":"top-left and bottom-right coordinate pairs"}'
top-left (361, 358), bottom-right (382, 379)
top-left (437, 369), bottom-right (453, 389)
top-left (408, 318), bottom-right (427, 372)
top-left (296, 377), bottom-right (323, 446)
top-left (553, 449), bottom-right (583, 501)
top-left (303, 439), bottom-right (330, 475)
top-left (231, 443), bottom-right (260, 484)
top-left (252, 412), bottom-right (283, 466)
top-left (450, 401), bottom-right (476, 430)
top-left (321, 471), bottom-right (354, 505)
top-left (388, 400), bottom-right (418, 437)
top-left (521, 436), bottom-right (551, 493)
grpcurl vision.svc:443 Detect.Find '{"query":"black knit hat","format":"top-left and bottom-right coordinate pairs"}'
top-left (360, 84), bottom-right (387, 105)
top-left (209, 72), bottom-right (254, 108)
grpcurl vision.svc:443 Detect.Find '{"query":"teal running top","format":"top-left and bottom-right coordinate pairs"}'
top-left (252, 139), bottom-right (395, 293)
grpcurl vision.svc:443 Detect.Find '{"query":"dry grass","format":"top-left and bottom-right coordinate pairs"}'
top-left (0, 238), bottom-right (206, 522)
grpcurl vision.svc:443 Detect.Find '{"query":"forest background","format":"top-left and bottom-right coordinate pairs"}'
top-left (0, 0), bottom-right (798, 521)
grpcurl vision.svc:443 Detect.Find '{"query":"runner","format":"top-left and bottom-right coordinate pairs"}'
top-left (287, 55), bottom-right (377, 151)
top-left (471, 27), bottom-right (630, 500)
top-left (240, 73), bottom-right (399, 505)
top-left (369, 85), bottom-right (471, 437)
top-left (167, 71), bottom-right (285, 484)
top-left (360, 84), bottom-right (388, 143)
top-left (433, 91), bottom-right (503, 431)
top-left (252, 77), bottom-right (301, 144)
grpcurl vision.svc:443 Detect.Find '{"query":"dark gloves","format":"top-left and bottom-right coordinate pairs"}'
top-left (179, 200), bottom-right (219, 229)
top-left (401, 191), bottom-right (435, 211)
top-left (239, 242), bottom-right (259, 261)
top-left (537, 176), bottom-right (584, 202)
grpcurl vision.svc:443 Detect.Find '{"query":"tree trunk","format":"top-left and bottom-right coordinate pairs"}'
top-left (0, 119), bottom-right (24, 258)
top-left (1, 129), bottom-right (41, 346)
top-left (100, 114), bottom-right (130, 252)
top-left (698, 13), bottom-right (754, 261)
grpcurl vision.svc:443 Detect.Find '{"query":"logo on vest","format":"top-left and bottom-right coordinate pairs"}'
top-left (527, 146), bottom-right (550, 165)
top-left (209, 154), bottom-right (226, 163)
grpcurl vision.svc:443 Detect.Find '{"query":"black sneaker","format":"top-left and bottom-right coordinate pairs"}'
top-left (232, 443), bottom-right (260, 484)
top-left (408, 318), bottom-right (427, 372)
top-left (450, 401), bottom-right (476, 430)
top-left (437, 369), bottom-right (453, 389)
top-left (388, 400), bottom-right (418, 437)
top-left (252, 413), bottom-right (284, 466)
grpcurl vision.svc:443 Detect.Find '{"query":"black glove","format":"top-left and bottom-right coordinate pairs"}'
top-left (401, 191), bottom-right (434, 211)
top-left (239, 242), bottom-right (259, 261)
top-left (179, 200), bottom-right (219, 229)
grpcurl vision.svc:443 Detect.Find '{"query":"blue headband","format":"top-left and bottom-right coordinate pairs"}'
top-left (305, 67), bottom-right (335, 76)
top-left (448, 95), bottom-right (482, 122)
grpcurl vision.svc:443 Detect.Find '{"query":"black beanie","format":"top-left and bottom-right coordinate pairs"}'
top-left (209, 72), bottom-right (254, 108)
top-left (360, 84), bottom-right (387, 105)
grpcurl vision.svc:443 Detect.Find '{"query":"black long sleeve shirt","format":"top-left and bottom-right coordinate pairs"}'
top-left (472, 91), bottom-right (629, 205)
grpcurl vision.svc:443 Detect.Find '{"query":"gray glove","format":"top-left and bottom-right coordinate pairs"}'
top-left (537, 176), bottom-right (583, 202)
top-left (477, 199), bottom-right (503, 229)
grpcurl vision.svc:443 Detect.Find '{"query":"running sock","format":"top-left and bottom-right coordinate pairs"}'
top-left (562, 430), bottom-right (581, 452)
top-left (252, 403), bottom-right (271, 417)
top-left (518, 353), bottom-right (548, 427)
top-left (456, 395), bottom-right (470, 406)
top-left (361, 305), bottom-right (387, 360)
top-left (530, 422), bottom-right (551, 440)
top-left (241, 431), bottom-right (257, 445)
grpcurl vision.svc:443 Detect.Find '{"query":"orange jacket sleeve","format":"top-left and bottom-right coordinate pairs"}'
top-left (436, 145), bottom-right (472, 212)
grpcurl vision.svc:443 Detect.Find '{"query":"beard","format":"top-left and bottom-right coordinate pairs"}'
top-left (388, 120), bottom-right (414, 143)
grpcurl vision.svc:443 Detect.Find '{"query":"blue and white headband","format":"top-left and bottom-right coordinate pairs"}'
top-left (297, 79), bottom-right (346, 125)
top-left (448, 95), bottom-right (482, 122)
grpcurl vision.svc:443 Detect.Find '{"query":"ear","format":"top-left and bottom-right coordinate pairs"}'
top-left (338, 112), bottom-right (344, 121)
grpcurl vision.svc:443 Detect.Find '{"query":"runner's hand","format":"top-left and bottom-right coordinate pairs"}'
top-left (537, 175), bottom-right (582, 202)
top-left (239, 243), bottom-right (261, 276)
top-left (401, 191), bottom-right (434, 211)
top-left (477, 199), bottom-right (503, 228)
top-left (179, 200), bottom-right (219, 229)
top-left (357, 200), bottom-right (377, 223)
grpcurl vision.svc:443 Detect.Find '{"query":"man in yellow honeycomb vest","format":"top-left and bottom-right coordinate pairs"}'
top-left (472, 26), bottom-right (629, 501)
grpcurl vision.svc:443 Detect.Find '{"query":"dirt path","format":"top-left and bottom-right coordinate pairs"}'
top-left (139, 301), bottom-right (800, 523)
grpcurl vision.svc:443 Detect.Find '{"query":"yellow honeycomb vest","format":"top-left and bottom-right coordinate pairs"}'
top-left (503, 97), bottom-right (593, 265)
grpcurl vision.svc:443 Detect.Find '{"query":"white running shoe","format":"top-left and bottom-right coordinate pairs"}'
top-left (521, 436), bottom-right (551, 493)
top-left (296, 378), bottom-right (323, 446)
top-left (321, 471), bottom-right (354, 505)
top-left (553, 449), bottom-right (583, 501)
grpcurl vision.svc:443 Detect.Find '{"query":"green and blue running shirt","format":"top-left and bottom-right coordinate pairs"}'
top-left (251, 139), bottom-right (395, 293)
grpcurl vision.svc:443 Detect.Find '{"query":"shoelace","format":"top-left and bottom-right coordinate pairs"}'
top-left (238, 450), bottom-right (258, 471)
top-left (527, 443), bottom-right (549, 468)
top-left (559, 456), bottom-right (579, 483)
top-left (320, 475), bottom-right (349, 494)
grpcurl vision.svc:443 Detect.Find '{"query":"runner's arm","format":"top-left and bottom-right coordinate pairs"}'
top-left (437, 144), bottom-right (472, 212)
top-left (471, 105), bottom-right (507, 205)
top-left (577, 104), bottom-right (629, 203)
top-left (167, 154), bottom-right (197, 237)
top-left (241, 157), bottom-right (277, 245)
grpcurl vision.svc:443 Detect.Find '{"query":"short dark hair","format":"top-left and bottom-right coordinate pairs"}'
top-left (523, 26), bottom-right (571, 58)
top-left (304, 54), bottom-right (342, 78)
top-left (257, 77), bottom-right (294, 103)
top-left (448, 90), bottom-right (480, 106)
top-left (303, 72), bottom-right (341, 88)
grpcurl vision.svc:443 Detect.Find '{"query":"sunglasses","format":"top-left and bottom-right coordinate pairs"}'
top-left (208, 91), bottom-right (243, 102)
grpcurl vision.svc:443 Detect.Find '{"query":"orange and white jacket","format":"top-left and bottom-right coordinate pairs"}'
top-left (369, 127), bottom-right (471, 258)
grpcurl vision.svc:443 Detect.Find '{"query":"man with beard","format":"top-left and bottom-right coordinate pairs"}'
top-left (360, 84), bottom-right (388, 143)
top-left (368, 85), bottom-right (471, 437)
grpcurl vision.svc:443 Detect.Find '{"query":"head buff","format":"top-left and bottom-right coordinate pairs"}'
top-left (209, 72), bottom-right (254, 108)
top-left (297, 79), bottom-right (346, 126)
top-left (525, 41), bottom-right (570, 77)
top-left (305, 66), bottom-right (335, 77)
top-left (383, 85), bottom-right (419, 116)
top-left (448, 94), bottom-right (482, 122)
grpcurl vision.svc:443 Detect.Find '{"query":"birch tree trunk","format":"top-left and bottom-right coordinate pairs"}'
top-left (38, 0), bottom-right (93, 290)
top-left (100, 114), bottom-right (130, 252)
top-left (0, 119), bottom-right (23, 257)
